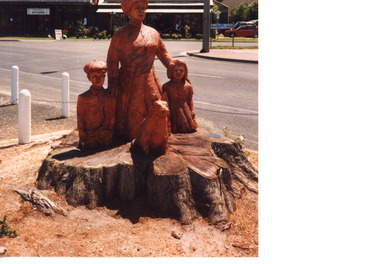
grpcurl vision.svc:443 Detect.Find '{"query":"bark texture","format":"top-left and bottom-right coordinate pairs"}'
top-left (36, 129), bottom-right (258, 224)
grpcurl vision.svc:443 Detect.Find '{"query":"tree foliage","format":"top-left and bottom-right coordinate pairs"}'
top-left (230, 1), bottom-right (258, 22)
top-left (247, 2), bottom-right (258, 20)
top-left (232, 4), bottom-right (248, 22)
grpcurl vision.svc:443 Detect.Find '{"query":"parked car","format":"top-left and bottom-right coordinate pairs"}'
top-left (224, 25), bottom-right (255, 37)
top-left (217, 21), bottom-right (254, 36)
top-left (233, 21), bottom-right (253, 29)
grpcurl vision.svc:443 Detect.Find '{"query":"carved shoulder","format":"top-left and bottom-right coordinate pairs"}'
top-left (114, 25), bottom-right (128, 36)
top-left (143, 24), bottom-right (160, 37)
top-left (78, 90), bottom-right (93, 100)
top-left (162, 82), bottom-right (170, 92)
top-left (109, 25), bottom-right (129, 47)
top-left (184, 82), bottom-right (194, 92)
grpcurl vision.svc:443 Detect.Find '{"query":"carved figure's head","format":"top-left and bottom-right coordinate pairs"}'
top-left (121, 0), bottom-right (148, 18)
top-left (167, 59), bottom-right (188, 82)
top-left (150, 100), bottom-right (169, 117)
top-left (84, 60), bottom-right (107, 88)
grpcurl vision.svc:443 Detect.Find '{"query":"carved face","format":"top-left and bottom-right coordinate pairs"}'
top-left (88, 71), bottom-right (105, 88)
top-left (130, 1), bottom-right (147, 22)
top-left (172, 65), bottom-right (185, 82)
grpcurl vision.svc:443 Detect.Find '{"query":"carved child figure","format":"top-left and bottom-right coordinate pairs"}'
top-left (77, 60), bottom-right (116, 150)
top-left (162, 59), bottom-right (198, 133)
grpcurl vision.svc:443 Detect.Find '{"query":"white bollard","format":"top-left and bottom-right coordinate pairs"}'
top-left (61, 72), bottom-right (70, 117)
top-left (11, 65), bottom-right (19, 105)
top-left (18, 89), bottom-right (31, 144)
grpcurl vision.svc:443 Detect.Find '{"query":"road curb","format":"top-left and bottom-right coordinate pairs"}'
top-left (0, 130), bottom-right (72, 149)
top-left (0, 38), bottom-right (20, 42)
top-left (186, 51), bottom-right (258, 64)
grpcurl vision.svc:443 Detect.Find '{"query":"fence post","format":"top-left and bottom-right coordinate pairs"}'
top-left (11, 65), bottom-right (19, 105)
top-left (18, 89), bottom-right (31, 144)
top-left (61, 72), bottom-right (70, 117)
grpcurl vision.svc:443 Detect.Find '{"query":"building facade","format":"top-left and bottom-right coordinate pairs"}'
top-left (96, 0), bottom-right (206, 35)
top-left (0, 0), bottom-right (210, 36)
top-left (0, 0), bottom-right (97, 36)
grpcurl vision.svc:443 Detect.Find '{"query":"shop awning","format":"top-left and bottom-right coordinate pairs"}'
top-left (147, 8), bottom-right (203, 13)
top-left (96, 0), bottom-right (211, 14)
top-left (96, 8), bottom-right (203, 13)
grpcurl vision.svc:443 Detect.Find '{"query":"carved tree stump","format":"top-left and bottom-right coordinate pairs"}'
top-left (36, 129), bottom-right (258, 224)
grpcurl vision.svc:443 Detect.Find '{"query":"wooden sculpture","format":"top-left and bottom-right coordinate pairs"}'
top-left (162, 60), bottom-right (198, 133)
top-left (37, 1), bottom-right (258, 226)
top-left (77, 60), bottom-right (116, 150)
top-left (106, 0), bottom-right (174, 142)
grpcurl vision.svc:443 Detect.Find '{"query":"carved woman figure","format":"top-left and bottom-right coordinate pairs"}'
top-left (106, 0), bottom-right (173, 141)
top-left (162, 60), bottom-right (198, 133)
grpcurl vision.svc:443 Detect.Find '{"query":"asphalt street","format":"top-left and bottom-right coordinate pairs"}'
top-left (0, 39), bottom-right (258, 150)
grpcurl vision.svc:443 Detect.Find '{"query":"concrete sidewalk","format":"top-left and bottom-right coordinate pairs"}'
top-left (0, 94), bottom-right (77, 147)
top-left (187, 49), bottom-right (258, 63)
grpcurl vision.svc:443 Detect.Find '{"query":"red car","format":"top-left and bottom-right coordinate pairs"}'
top-left (224, 24), bottom-right (257, 38)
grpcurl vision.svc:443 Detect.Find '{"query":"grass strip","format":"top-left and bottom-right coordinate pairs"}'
top-left (211, 46), bottom-right (258, 49)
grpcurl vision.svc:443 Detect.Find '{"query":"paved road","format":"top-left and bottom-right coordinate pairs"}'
top-left (0, 39), bottom-right (258, 150)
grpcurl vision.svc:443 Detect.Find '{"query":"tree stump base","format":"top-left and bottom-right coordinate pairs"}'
top-left (36, 129), bottom-right (258, 224)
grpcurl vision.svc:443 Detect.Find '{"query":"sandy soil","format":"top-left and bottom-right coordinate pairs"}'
top-left (0, 134), bottom-right (258, 257)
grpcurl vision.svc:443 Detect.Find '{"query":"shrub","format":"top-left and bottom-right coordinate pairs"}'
top-left (0, 215), bottom-right (17, 238)
top-left (99, 30), bottom-right (107, 39)
top-left (171, 33), bottom-right (181, 39)
top-left (161, 33), bottom-right (170, 39)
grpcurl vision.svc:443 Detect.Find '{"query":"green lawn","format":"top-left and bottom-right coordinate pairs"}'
top-left (212, 37), bottom-right (258, 43)
top-left (163, 37), bottom-right (258, 43)
top-left (210, 46), bottom-right (258, 49)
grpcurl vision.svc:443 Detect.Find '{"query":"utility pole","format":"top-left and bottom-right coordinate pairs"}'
top-left (201, 0), bottom-right (210, 53)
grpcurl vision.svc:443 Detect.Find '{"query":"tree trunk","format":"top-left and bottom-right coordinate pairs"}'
top-left (36, 129), bottom-right (258, 224)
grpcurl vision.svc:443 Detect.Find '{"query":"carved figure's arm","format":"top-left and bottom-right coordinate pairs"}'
top-left (187, 84), bottom-right (195, 118)
top-left (156, 37), bottom-right (173, 69)
top-left (77, 96), bottom-right (87, 147)
top-left (161, 83), bottom-right (169, 103)
top-left (106, 35), bottom-right (121, 95)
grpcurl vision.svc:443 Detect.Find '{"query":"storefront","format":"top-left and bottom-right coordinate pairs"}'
top-left (0, 0), bottom-right (94, 36)
top-left (95, 0), bottom-right (210, 35)
top-left (0, 0), bottom-right (210, 36)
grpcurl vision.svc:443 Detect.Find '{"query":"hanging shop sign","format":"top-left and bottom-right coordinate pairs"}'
top-left (27, 8), bottom-right (50, 15)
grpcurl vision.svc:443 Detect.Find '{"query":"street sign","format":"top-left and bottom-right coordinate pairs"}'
top-left (211, 24), bottom-right (233, 30)
top-left (55, 29), bottom-right (63, 40)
